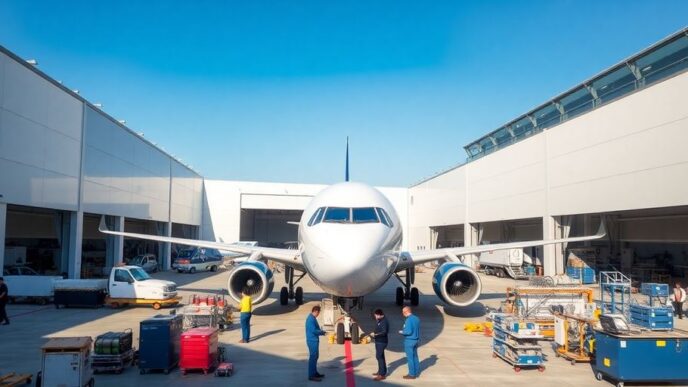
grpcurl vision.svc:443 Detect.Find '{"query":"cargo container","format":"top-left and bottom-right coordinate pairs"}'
top-left (139, 314), bottom-right (182, 374)
top-left (180, 327), bottom-right (219, 374)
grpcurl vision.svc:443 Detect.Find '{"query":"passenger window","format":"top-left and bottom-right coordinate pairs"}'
top-left (323, 207), bottom-right (351, 223)
top-left (352, 207), bottom-right (379, 223)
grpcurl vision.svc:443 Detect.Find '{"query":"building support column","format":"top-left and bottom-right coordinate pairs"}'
top-left (112, 216), bottom-right (124, 265)
top-left (0, 203), bottom-right (6, 270)
top-left (583, 214), bottom-right (592, 247)
top-left (543, 215), bottom-right (567, 276)
top-left (162, 221), bottom-right (172, 271)
top-left (463, 222), bottom-right (480, 269)
top-left (67, 211), bottom-right (84, 279)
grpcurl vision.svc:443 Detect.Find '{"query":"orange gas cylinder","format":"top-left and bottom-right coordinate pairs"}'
top-left (208, 296), bottom-right (216, 306)
top-left (218, 298), bottom-right (225, 307)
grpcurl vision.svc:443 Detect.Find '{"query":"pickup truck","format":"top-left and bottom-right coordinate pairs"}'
top-left (53, 265), bottom-right (181, 309)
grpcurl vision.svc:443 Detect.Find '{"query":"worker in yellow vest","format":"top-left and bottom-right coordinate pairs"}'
top-left (239, 290), bottom-right (253, 343)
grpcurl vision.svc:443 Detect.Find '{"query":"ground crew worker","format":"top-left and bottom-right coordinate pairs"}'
top-left (672, 282), bottom-right (686, 319)
top-left (0, 277), bottom-right (8, 325)
top-left (239, 290), bottom-right (252, 343)
top-left (371, 309), bottom-right (389, 381)
top-left (305, 305), bottom-right (326, 382)
top-left (399, 306), bottom-right (420, 379)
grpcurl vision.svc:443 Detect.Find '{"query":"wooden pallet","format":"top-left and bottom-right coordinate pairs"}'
top-left (0, 372), bottom-right (32, 386)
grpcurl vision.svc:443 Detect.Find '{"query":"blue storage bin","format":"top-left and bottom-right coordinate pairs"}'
top-left (139, 314), bottom-right (183, 373)
top-left (629, 305), bottom-right (673, 330)
top-left (640, 283), bottom-right (669, 297)
top-left (567, 267), bottom-right (596, 284)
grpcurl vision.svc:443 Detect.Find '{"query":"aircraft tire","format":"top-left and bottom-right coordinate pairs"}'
top-left (336, 323), bottom-right (345, 345)
top-left (410, 287), bottom-right (420, 306)
top-left (279, 287), bottom-right (289, 305)
top-left (295, 287), bottom-right (304, 305)
top-left (395, 287), bottom-right (404, 306)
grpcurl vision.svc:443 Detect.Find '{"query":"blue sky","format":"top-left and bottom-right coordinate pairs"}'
top-left (1, 1), bottom-right (687, 186)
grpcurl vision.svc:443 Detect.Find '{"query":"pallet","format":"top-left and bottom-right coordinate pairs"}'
top-left (0, 373), bottom-right (32, 386)
top-left (139, 361), bottom-right (178, 375)
top-left (92, 349), bottom-right (135, 374)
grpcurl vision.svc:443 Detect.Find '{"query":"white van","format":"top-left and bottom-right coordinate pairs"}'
top-left (173, 248), bottom-right (223, 273)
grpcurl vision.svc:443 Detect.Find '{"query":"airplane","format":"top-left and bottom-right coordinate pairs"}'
top-left (99, 139), bottom-right (606, 344)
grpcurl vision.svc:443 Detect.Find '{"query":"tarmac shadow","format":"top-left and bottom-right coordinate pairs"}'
top-left (443, 302), bottom-right (488, 318)
top-left (250, 328), bottom-right (286, 342)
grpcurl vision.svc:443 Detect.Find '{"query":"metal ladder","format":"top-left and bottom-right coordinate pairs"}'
top-left (599, 271), bottom-right (632, 317)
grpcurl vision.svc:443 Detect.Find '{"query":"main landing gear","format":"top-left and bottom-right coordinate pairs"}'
top-left (395, 268), bottom-right (420, 307)
top-left (333, 297), bottom-right (363, 345)
top-left (280, 266), bottom-right (306, 305)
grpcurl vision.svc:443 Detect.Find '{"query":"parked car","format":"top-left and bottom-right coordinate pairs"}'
top-left (173, 248), bottom-right (223, 273)
top-left (129, 254), bottom-right (159, 273)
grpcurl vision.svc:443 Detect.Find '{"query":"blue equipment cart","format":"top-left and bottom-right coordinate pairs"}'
top-left (594, 328), bottom-right (688, 387)
top-left (139, 314), bottom-right (183, 374)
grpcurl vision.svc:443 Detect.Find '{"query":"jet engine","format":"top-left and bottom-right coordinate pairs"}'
top-left (432, 262), bottom-right (482, 307)
top-left (227, 261), bottom-right (274, 304)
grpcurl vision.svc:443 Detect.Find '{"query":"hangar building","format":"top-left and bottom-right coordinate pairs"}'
top-left (1, 27), bottom-right (687, 281)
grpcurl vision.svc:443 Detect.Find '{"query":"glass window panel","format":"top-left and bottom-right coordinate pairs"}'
top-left (512, 117), bottom-right (534, 139)
top-left (379, 208), bottom-right (394, 227)
top-left (466, 143), bottom-right (481, 157)
top-left (376, 208), bottom-right (391, 227)
top-left (636, 36), bottom-right (688, 85)
top-left (592, 65), bottom-right (637, 104)
top-left (560, 87), bottom-right (593, 119)
top-left (308, 207), bottom-right (324, 226)
top-left (533, 104), bottom-right (561, 130)
top-left (493, 127), bottom-right (512, 145)
top-left (323, 207), bottom-right (350, 223)
top-left (478, 136), bottom-right (495, 152)
top-left (352, 207), bottom-right (379, 223)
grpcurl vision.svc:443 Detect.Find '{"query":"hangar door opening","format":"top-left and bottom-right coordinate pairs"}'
top-left (240, 209), bottom-right (302, 248)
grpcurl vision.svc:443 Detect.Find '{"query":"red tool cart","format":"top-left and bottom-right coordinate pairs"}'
top-left (180, 327), bottom-right (219, 375)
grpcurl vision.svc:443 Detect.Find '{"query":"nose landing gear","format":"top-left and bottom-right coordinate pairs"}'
top-left (280, 266), bottom-right (306, 305)
top-left (333, 297), bottom-right (364, 345)
top-left (395, 268), bottom-right (419, 306)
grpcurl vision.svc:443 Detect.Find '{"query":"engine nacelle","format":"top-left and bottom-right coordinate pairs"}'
top-left (227, 261), bottom-right (274, 305)
top-left (432, 262), bottom-right (482, 307)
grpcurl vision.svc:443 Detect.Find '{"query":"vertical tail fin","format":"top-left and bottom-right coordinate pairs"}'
top-left (345, 136), bottom-right (350, 182)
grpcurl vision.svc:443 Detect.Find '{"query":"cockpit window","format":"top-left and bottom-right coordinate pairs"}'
top-left (352, 207), bottom-right (379, 223)
top-left (323, 207), bottom-right (351, 223)
top-left (376, 208), bottom-right (393, 227)
top-left (308, 207), bottom-right (325, 226)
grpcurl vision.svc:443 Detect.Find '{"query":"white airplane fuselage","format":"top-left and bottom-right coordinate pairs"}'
top-left (298, 182), bottom-right (403, 298)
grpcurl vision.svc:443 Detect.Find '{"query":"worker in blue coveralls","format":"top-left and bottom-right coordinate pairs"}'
top-left (305, 305), bottom-right (326, 382)
top-left (398, 306), bottom-right (420, 380)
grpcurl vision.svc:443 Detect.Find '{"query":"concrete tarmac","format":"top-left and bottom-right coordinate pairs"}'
top-left (1, 268), bottom-right (683, 386)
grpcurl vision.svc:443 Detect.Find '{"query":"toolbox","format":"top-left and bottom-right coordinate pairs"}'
top-left (594, 328), bottom-right (688, 386)
top-left (95, 329), bottom-right (133, 355)
top-left (180, 327), bottom-right (219, 374)
top-left (629, 305), bottom-right (673, 330)
top-left (139, 314), bottom-right (182, 374)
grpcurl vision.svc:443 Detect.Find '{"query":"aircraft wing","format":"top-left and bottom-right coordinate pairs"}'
top-left (98, 217), bottom-right (303, 269)
top-left (396, 222), bottom-right (606, 272)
